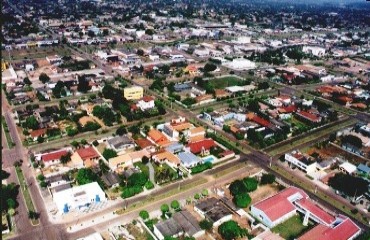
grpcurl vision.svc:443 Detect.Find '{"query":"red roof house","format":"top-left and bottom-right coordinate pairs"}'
top-left (187, 138), bottom-right (216, 154)
top-left (40, 149), bottom-right (69, 166)
top-left (76, 147), bottom-right (100, 161)
top-left (296, 110), bottom-right (322, 123)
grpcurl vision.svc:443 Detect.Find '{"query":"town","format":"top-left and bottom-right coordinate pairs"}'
top-left (1, 0), bottom-right (370, 240)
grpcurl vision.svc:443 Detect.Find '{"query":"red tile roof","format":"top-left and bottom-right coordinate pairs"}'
top-left (135, 138), bottom-right (154, 149)
top-left (140, 96), bottom-right (154, 102)
top-left (253, 187), bottom-right (308, 222)
top-left (187, 138), bottom-right (216, 154)
top-left (279, 105), bottom-right (297, 113)
top-left (76, 147), bottom-right (99, 160)
top-left (30, 128), bottom-right (47, 138)
top-left (295, 198), bottom-right (335, 225)
top-left (252, 115), bottom-right (270, 128)
top-left (299, 217), bottom-right (360, 240)
top-left (41, 150), bottom-right (68, 162)
top-left (297, 111), bottom-right (321, 122)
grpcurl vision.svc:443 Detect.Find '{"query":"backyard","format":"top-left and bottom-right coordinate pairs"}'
top-left (207, 76), bottom-right (244, 89)
top-left (272, 214), bottom-right (314, 240)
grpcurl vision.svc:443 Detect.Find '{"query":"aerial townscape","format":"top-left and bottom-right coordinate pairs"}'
top-left (1, 0), bottom-right (370, 239)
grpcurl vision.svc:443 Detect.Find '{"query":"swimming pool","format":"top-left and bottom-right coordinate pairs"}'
top-left (202, 155), bottom-right (217, 163)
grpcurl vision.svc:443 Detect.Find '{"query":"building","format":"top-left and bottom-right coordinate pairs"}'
top-left (71, 147), bottom-right (100, 168)
top-left (53, 182), bottom-right (106, 213)
top-left (357, 164), bottom-right (370, 176)
top-left (298, 215), bottom-right (361, 240)
top-left (194, 197), bottom-right (233, 226)
top-left (187, 126), bottom-right (206, 142)
top-left (178, 152), bottom-right (202, 168)
top-left (101, 172), bottom-right (120, 188)
top-left (38, 148), bottom-right (71, 167)
top-left (152, 150), bottom-right (180, 167)
top-left (147, 129), bottom-right (169, 146)
top-left (251, 186), bottom-right (344, 229)
top-left (296, 111), bottom-right (322, 124)
top-left (154, 210), bottom-right (204, 240)
top-left (123, 86), bottom-right (144, 100)
top-left (285, 151), bottom-right (317, 173)
top-left (136, 96), bottom-right (155, 111)
top-left (187, 139), bottom-right (216, 155)
top-left (107, 135), bottom-right (135, 152)
top-left (339, 162), bottom-right (357, 175)
top-left (108, 149), bottom-right (150, 173)
top-left (222, 58), bottom-right (256, 70)
top-left (302, 46), bottom-right (326, 57)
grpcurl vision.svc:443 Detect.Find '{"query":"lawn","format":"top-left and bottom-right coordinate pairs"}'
top-left (15, 167), bottom-right (39, 225)
top-left (272, 214), bottom-right (313, 240)
top-left (208, 76), bottom-right (244, 89)
top-left (2, 116), bottom-right (14, 148)
top-left (152, 162), bottom-right (178, 184)
top-left (134, 162), bottom-right (150, 177)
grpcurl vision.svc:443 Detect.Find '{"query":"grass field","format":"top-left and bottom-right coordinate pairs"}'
top-left (134, 162), bottom-right (150, 178)
top-left (272, 214), bottom-right (313, 240)
top-left (15, 167), bottom-right (39, 226)
top-left (2, 116), bottom-right (14, 148)
top-left (2, 47), bottom-right (71, 61)
top-left (208, 76), bottom-right (244, 89)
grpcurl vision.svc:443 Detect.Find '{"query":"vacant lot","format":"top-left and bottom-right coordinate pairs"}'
top-left (208, 76), bottom-right (244, 89)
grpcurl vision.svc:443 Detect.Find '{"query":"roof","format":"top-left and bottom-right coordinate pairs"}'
top-left (171, 122), bottom-right (193, 132)
top-left (76, 147), bottom-right (99, 160)
top-left (101, 172), bottom-right (120, 187)
top-left (155, 210), bottom-right (202, 237)
top-left (135, 138), bottom-right (154, 149)
top-left (187, 138), bottom-right (216, 154)
top-left (195, 197), bottom-right (233, 223)
top-left (189, 126), bottom-right (205, 135)
top-left (153, 150), bottom-right (180, 165)
top-left (357, 163), bottom-right (370, 174)
top-left (339, 162), bottom-right (357, 174)
top-left (139, 96), bottom-right (154, 102)
top-left (253, 187), bottom-right (308, 222)
top-left (148, 129), bottom-right (168, 144)
top-left (165, 143), bottom-right (184, 153)
top-left (296, 111), bottom-right (321, 122)
top-left (107, 135), bottom-right (134, 149)
top-left (178, 152), bottom-right (201, 167)
top-left (30, 128), bottom-right (47, 138)
top-left (41, 149), bottom-right (69, 162)
top-left (298, 217), bottom-right (360, 240)
top-left (295, 198), bottom-right (335, 225)
top-left (253, 230), bottom-right (285, 240)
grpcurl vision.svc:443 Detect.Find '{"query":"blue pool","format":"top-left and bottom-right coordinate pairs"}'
top-left (203, 155), bottom-right (217, 163)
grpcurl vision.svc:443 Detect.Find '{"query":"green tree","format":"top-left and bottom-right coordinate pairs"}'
top-left (160, 204), bottom-right (169, 214)
top-left (142, 156), bottom-right (149, 164)
top-left (25, 116), bottom-right (39, 130)
top-left (116, 125), bottom-right (127, 136)
top-left (60, 152), bottom-right (72, 164)
top-left (218, 220), bottom-right (248, 240)
top-left (139, 210), bottom-right (149, 220)
top-left (194, 193), bottom-right (200, 200)
top-left (102, 148), bottom-right (117, 160)
top-left (243, 177), bottom-right (258, 192)
top-left (203, 63), bottom-right (217, 72)
top-left (199, 219), bottom-right (213, 231)
top-left (76, 168), bottom-right (98, 185)
top-left (170, 200), bottom-right (180, 211)
top-left (201, 189), bottom-right (209, 196)
top-left (229, 180), bottom-right (247, 196)
top-left (23, 77), bottom-right (32, 85)
top-left (77, 75), bottom-right (91, 93)
top-left (328, 173), bottom-right (368, 197)
top-left (233, 193), bottom-right (251, 208)
top-left (6, 198), bottom-right (16, 209)
top-left (39, 73), bottom-right (50, 84)
top-left (260, 173), bottom-right (276, 185)
top-left (127, 172), bottom-right (148, 187)
top-left (341, 135), bottom-right (362, 149)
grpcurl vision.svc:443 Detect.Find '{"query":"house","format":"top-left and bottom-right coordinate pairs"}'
top-left (251, 187), bottom-right (340, 229)
top-left (285, 151), bottom-right (317, 174)
top-left (152, 150), bottom-right (180, 167)
top-left (101, 172), bottom-right (120, 188)
top-left (135, 138), bottom-right (155, 152)
top-left (30, 128), bottom-right (47, 142)
top-left (38, 148), bottom-right (71, 167)
top-left (53, 182), bottom-right (106, 213)
top-left (187, 126), bottom-right (206, 142)
top-left (298, 216), bottom-right (361, 240)
top-left (178, 152), bottom-right (202, 168)
top-left (187, 139), bottom-right (216, 155)
top-left (136, 96), bottom-right (155, 111)
top-left (339, 162), bottom-right (357, 175)
top-left (123, 86), bottom-right (144, 100)
top-left (71, 147), bottom-right (100, 168)
top-left (108, 149), bottom-right (150, 173)
top-left (147, 129), bottom-right (169, 146)
top-left (165, 143), bottom-right (184, 154)
top-left (194, 197), bottom-right (233, 226)
top-left (107, 135), bottom-right (135, 152)
top-left (296, 111), bottom-right (322, 124)
top-left (153, 210), bottom-right (204, 240)
top-left (357, 164), bottom-right (370, 176)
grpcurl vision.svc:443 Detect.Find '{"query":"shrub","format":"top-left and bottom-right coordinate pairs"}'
top-left (144, 181), bottom-right (154, 190)
top-left (233, 193), bottom-right (251, 208)
top-left (139, 210), bottom-right (149, 220)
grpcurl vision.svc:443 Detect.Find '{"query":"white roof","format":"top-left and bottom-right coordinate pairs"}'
top-left (225, 86), bottom-right (245, 93)
top-left (339, 162), bottom-right (357, 174)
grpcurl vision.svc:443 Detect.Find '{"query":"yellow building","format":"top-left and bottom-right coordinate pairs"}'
top-left (123, 86), bottom-right (144, 100)
top-left (1, 60), bottom-right (8, 72)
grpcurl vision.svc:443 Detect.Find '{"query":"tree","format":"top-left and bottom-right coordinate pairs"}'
top-left (342, 135), bottom-right (362, 149)
top-left (328, 173), bottom-right (368, 197)
top-left (170, 200), bottom-right (180, 211)
top-left (243, 177), bottom-right (258, 192)
top-left (23, 77), bottom-right (31, 85)
top-left (60, 152), bottom-right (72, 164)
top-left (139, 210), bottom-right (149, 220)
top-left (1, 169), bottom-right (10, 180)
top-left (76, 168), bottom-right (98, 185)
top-left (229, 180), bottom-right (247, 196)
top-left (201, 189), bottom-right (208, 196)
top-left (127, 172), bottom-right (148, 187)
top-left (194, 193), bottom-right (200, 200)
top-left (6, 198), bottom-right (16, 209)
top-left (116, 125), bottom-right (127, 136)
top-left (160, 204), bottom-right (169, 214)
top-left (87, 30), bottom-right (95, 38)
top-left (142, 156), bottom-right (149, 164)
top-left (203, 63), bottom-right (217, 72)
top-left (25, 116), bottom-right (39, 130)
top-left (199, 219), bottom-right (213, 231)
top-left (39, 73), bottom-right (50, 84)
top-left (218, 220), bottom-right (248, 240)
top-left (233, 193), bottom-right (251, 208)
top-left (260, 173), bottom-right (276, 185)
top-left (77, 75), bottom-right (91, 93)
top-left (37, 136), bottom-right (44, 143)
top-left (258, 82), bottom-right (269, 90)
top-left (102, 148), bottom-right (117, 160)
top-left (103, 29), bottom-right (109, 36)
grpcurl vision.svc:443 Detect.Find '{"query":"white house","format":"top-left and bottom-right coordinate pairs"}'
top-left (149, 54), bottom-right (160, 61)
top-left (222, 58), bottom-right (256, 70)
top-left (285, 151), bottom-right (317, 174)
top-left (53, 182), bottom-right (107, 214)
top-left (339, 162), bottom-right (357, 175)
top-left (303, 46), bottom-right (326, 57)
top-left (136, 96), bottom-right (155, 111)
